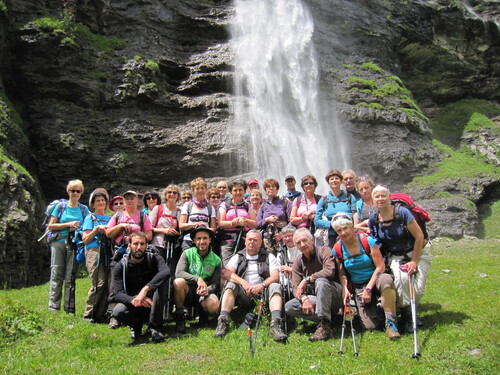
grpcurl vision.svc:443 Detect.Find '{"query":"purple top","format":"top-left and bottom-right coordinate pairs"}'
top-left (257, 197), bottom-right (290, 229)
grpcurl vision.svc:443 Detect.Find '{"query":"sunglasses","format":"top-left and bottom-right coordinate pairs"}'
top-left (113, 201), bottom-right (124, 206)
top-left (181, 196), bottom-right (191, 200)
top-left (302, 182), bottom-right (315, 186)
top-left (210, 196), bottom-right (220, 199)
top-left (217, 186), bottom-right (228, 189)
top-left (145, 196), bottom-right (155, 200)
top-left (70, 189), bottom-right (82, 194)
top-left (166, 191), bottom-right (178, 194)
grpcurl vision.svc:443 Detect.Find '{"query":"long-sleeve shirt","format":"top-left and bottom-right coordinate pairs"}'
top-left (291, 246), bottom-right (336, 297)
top-left (112, 252), bottom-right (170, 305)
top-left (175, 247), bottom-right (222, 294)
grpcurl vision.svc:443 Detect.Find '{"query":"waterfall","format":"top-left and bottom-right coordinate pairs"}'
top-left (231, 0), bottom-right (348, 193)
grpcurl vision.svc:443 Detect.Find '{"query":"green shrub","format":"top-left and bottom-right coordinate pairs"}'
top-left (0, 298), bottom-right (42, 345)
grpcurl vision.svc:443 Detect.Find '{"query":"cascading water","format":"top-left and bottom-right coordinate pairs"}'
top-left (231, 0), bottom-right (349, 193)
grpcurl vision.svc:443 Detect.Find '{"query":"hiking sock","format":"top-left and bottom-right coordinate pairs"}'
top-left (271, 310), bottom-right (281, 320)
top-left (385, 312), bottom-right (397, 321)
top-left (220, 310), bottom-right (230, 318)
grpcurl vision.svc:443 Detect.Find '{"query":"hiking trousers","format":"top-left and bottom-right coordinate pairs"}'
top-left (83, 246), bottom-right (110, 321)
top-left (48, 241), bottom-right (77, 313)
top-left (388, 243), bottom-right (431, 308)
top-left (285, 278), bottom-right (342, 322)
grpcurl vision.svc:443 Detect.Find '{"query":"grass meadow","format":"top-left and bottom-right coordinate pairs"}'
top-left (1, 237), bottom-right (499, 375)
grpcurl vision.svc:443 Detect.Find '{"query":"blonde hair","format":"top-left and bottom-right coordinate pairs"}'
top-left (66, 179), bottom-right (84, 193)
top-left (190, 177), bottom-right (207, 190)
top-left (162, 184), bottom-right (180, 203)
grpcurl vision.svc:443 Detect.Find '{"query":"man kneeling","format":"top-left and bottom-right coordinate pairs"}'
top-left (285, 228), bottom-right (342, 341)
top-left (111, 232), bottom-right (169, 342)
top-left (173, 226), bottom-right (222, 333)
top-left (214, 230), bottom-right (287, 342)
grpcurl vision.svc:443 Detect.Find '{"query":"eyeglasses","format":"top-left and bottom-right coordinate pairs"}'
top-left (181, 196), bottom-right (191, 200)
top-left (343, 177), bottom-right (355, 181)
top-left (113, 201), bottom-right (124, 206)
top-left (302, 182), bottom-right (315, 186)
top-left (145, 196), bottom-right (155, 200)
top-left (166, 191), bottom-right (178, 195)
top-left (70, 189), bottom-right (81, 194)
top-left (217, 186), bottom-right (228, 190)
top-left (210, 196), bottom-right (220, 199)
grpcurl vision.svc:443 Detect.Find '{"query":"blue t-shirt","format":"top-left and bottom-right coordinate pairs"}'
top-left (82, 213), bottom-right (111, 249)
top-left (314, 191), bottom-right (357, 235)
top-left (334, 235), bottom-right (377, 284)
top-left (51, 203), bottom-right (89, 242)
top-left (368, 206), bottom-right (415, 254)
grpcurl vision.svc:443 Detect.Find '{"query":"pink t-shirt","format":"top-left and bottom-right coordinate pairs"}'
top-left (107, 210), bottom-right (153, 244)
top-left (224, 203), bottom-right (251, 232)
top-left (294, 196), bottom-right (318, 228)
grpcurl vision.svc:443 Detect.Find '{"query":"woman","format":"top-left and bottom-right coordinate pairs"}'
top-left (331, 213), bottom-right (400, 340)
top-left (257, 178), bottom-right (290, 254)
top-left (109, 196), bottom-right (125, 212)
top-left (353, 176), bottom-right (376, 231)
top-left (180, 190), bottom-right (192, 206)
top-left (289, 175), bottom-right (321, 232)
top-left (142, 191), bottom-right (161, 215)
top-left (368, 185), bottom-right (430, 332)
top-left (218, 179), bottom-right (257, 266)
top-left (249, 189), bottom-right (263, 215)
top-left (179, 177), bottom-right (217, 250)
top-left (207, 187), bottom-right (221, 212)
top-left (314, 169), bottom-right (357, 247)
top-left (82, 188), bottom-right (111, 323)
top-left (149, 185), bottom-right (181, 259)
top-left (47, 179), bottom-right (89, 314)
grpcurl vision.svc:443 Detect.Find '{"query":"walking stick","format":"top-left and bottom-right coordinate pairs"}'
top-left (251, 293), bottom-right (265, 356)
top-left (339, 300), bottom-right (358, 357)
top-left (409, 273), bottom-right (421, 358)
top-left (165, 240), bottom-right (174, 321)
top-left (232, 227), bottom-right (244, 256)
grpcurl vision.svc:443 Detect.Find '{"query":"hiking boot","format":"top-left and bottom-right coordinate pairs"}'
top-left (130, 325), bottom-right (142, 340)
top-left (214, 315), bottom-right (229, 338)
top-left (149, 327), bottom-right (165, 343)
top-left (108, 317), bottom-right (120, 329)
top-left (401, 307), bottom-right (418, 333)
top-left (269, 318), bottom-right (287, 342)
top-left (309, 319), bottom-right (332, 342)
top-left (385, 319), bottom-right (401, 340)
top-left (175, 314), bottom-right (187, 334)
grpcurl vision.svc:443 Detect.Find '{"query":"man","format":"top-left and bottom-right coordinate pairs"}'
top-left (342, 169), bottom-right (361, 200)
top-left (214, 230), bottom-right (287, 342)
top-left (173, 226), bottom-right (222, 333)
top-left (111, 232), bottom-right (170, 342)
top-left (283, 175), bottom-right (301, 202)
top-left (285, 228), bottom-right (342, 341)
top-left (216, 180), bottom-right (230, 202)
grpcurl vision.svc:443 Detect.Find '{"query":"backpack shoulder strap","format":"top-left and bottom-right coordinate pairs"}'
top-left (155, 204), bottom-right (164, 227)
top-left (139, 211), bottom-right (145, 230)
top-left (333, 241), bottom-right (343, 259)
top-left (57, 200), bottom-right (67, 218)
top-left (357, 232), bottom-right (371, 256)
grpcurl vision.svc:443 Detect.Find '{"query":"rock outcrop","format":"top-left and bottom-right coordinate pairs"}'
top-left (0, 0), bottom-right (498, 286)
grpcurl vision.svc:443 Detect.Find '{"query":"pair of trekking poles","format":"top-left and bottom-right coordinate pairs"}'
top-left (339, 269), bottom-right (421, 359)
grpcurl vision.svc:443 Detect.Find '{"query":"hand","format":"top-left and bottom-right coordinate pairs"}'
top-left (296, 280), bottom-right (307, 300)
top-left (69, 221), bottom-right (80, 231)
top-left (98, 225), bottom-right (107, 234)
top-left (401, 261), bottom-right (418, 275)
top-left (242, 282), bottom-right (253, 296)
top-left (358, 289), bottom-right (372, 305)
top-left (280, 265), bottom-right (292, 276)
top-left (342, 287), bottom-right (351, 305)
top-left (196, 279), bottom-right (208, 296)
top-left (302, 297), bottom-right (315, 315)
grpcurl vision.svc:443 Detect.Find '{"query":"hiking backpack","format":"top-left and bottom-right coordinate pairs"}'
top-left (371, 193), bottom-right (431, 240)
top-left (39, 199), bottom-right (87, 243)
top-left (333, 232), bottom-right (371, 260)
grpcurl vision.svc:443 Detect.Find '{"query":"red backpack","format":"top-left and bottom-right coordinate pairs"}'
top-left (388, 193), bottom-right (431, 240)
top-left (333, 232), bottom-right (371, 260)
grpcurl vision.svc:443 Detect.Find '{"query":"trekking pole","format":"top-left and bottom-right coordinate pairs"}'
top-left (165, 241), bottom-right (174, 321)
top-left (339, 300), bottom-right (358, 356)
top-left (348, 302), bottom-right (359, 357)
top-left (252, 293), bottom-right (265, 354)
top-left (338, 302), bottom-right (347, 355)
top-left (232, 227), bottom-right (244, 256)
top-left (409, 273), bottom-right (421, 359)
top-left (248, 324), bottom-right (254, 357)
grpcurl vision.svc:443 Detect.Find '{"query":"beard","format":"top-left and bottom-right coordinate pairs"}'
top-left (130, 249), bottom-right (145, 260)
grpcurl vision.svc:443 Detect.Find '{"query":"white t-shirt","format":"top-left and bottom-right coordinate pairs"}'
top-left (227, 251), bottom-right (279, 285)
top-left (180, 201), bottom-right (216, 241)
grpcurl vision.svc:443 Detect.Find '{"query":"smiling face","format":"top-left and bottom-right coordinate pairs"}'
top-left (112, 198), bottom-right (125, 211)
top-left (334, 223), bottom-right (354, 242)
top-left (193, 185), bottom-right (206, 200)
top-left (124, 194), bottom-right (138, 211)
top-left (216, 182), bottom-right (228, 198)
top-left (301, 178), bottom-right (316, 193)
top-left (231, 185), bottom-right (245, 202)
top-left (373, 189), bottom-right (390, 210)
top-left (328, 175), bottom-right (342, 190)
top-left (357, 180), bottom-right (373, 200)
top-left (92, 196), bottom-right (107, 212)
top-left (194, 230), bottom-right (211, 255)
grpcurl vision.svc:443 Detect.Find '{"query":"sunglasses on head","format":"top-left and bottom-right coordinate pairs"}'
top-left (70, 189), bottom-right (81, 193)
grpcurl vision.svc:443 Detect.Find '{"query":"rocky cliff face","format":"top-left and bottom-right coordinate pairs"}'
top-left (0, 0), bottom-right (498, 287)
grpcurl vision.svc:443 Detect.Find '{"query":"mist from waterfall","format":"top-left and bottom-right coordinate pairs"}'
top-left (230, 0), bottom-right (349, 193)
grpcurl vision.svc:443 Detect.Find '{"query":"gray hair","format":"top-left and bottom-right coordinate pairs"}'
top-left (372, 184), bottom-right (391, 199)
top-left (293, 227), bottom-right (313, 242)
top-left (342, 169), bottom-right (356, 177)
top-left (281, 225), bottom-right (297, 234)
top-left (246, 229), bottom-right (263, 239)
top-left (331, 212), bottom-right (354, 231)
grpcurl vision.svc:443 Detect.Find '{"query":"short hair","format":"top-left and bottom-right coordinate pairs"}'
top-left (301, 175), bottom-right (318, 188)
top-left (331, 212), bottom-right (354, 230)
top-left (143, 191), bottom-right (161, 206)
top-left (325, 169), bottom-right (343, 183)
top-left (356, 176), bottom-right (375, 189)
top-left (129, 231), bottom-right (147, 242)
top-left (207, 187), bottom-right (220, 199)
top-left (293, 227), bottom-right (313, 242)
top-left (342, 169), bottom-right (356, 178)
top-left (263, 178), bottom-right (280, 190)
top-left (67, 179), bottom-right (84, 193)
top-left (181, 190), bottom-right (192, 199)
top-left (190, 177), bottom-right (207, 190)
top-left (250, 189), bottom-right (262, 198)
top-left (281, 225), bottom-right (297, 234)
top-left (372, 184), bottom-right (391, 199)
top-left (162, 184), bottom-right (180, 203)
top-left (90, 192), bottom-right (107, 205)
top-left (246, 229), bottom-right (262, 240)
top-left (228, 178), bottom-right (247, 191)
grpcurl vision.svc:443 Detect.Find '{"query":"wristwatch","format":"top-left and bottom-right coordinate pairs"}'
top-left (364, 286), bottom-right (372, 293)
top-left (261, 281), bottom-right (267, 288)
top-left (305, 276), bottom-right (312, 283)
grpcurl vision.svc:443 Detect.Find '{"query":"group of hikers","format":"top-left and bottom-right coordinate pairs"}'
top-left (44, 168), bottom-right (431, 347)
